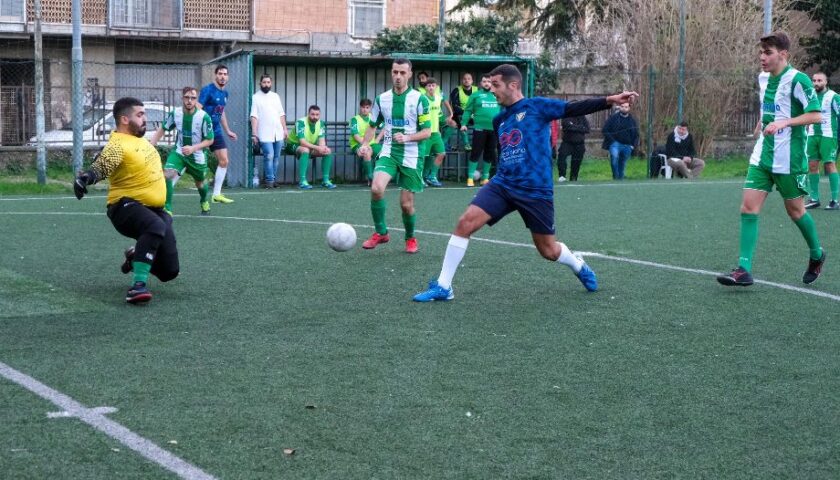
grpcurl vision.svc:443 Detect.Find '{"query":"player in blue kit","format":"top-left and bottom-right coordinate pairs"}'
top-left (413, 64), bottom-right (638, 302)
top-left (198, 64), bottom-right (238, 204)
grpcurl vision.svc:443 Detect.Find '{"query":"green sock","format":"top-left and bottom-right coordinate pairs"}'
top-left (132, 261), bottom-right (151, 284)
top-left (738, 213), bottom-right (759, 272)
top-left (402, 212), bottom-right (416, 240)
top-left (829, 172), bottom-right (839, 201)
top-left (165, 178), bottom-right (175, 211)
top-left (423, 156), bottom-right (433, 178)
top-left (793, 212), bottom-right (823, 260)
top-left (481, 161), bottom-right (492, 180)
top-left (430, 163), bottom-right (440, 180)
top-left (467, 161), bottom-right (478, 180)
top-left (321, 154), bottom-right (333, 183)
top-left (371, 198), bottom-right (387, 235)
top-left (299, 153), bottom-right (310, 184)
top-left (809, 173), bottom-right (820, 200)
top-left (198, 182), bottom-right (209, 203)
top-left (363, 160), bottom-right (373, 180)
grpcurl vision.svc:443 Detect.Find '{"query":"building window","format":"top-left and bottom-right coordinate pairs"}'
top-left (0, 0), bottom-right (24, 22)
top-left (349, 0), bottom-right (385, 39)
top-left (110, 0), bottom-right (181, 30)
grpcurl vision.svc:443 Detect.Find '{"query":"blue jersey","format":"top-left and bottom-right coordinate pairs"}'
top-left (199, 83), bottom-right (228, 132)
top-left (491, 97), bottom-right (569, 200)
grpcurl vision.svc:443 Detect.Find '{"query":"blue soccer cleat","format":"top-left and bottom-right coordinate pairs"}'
top-left (412, 280), bottom-right (454, 302)
top-left (576, 263), bottom-right (598, 292)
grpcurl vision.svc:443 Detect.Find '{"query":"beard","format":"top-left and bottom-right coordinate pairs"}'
top-left (816, 85), bottom-right (825, 93)
top-left (261, 86), bottom-right (271, 93)
top-left (129, 122), bottom-right (146, 138)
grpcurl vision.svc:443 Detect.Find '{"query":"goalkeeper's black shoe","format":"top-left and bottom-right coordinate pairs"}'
top-left (803, 251), bottom-right (826, 284)
top-left (716, 266), bottom-right (754, 287)
top-left (120, 246), bottom-right (135, 274)
top-left (126, 282), bottom-right (152, 304)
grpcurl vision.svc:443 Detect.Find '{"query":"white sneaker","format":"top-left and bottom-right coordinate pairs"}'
top-left (558, 176), bottom-right (567, 183)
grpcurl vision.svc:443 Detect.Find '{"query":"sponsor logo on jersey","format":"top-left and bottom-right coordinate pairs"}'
top-left (499, 129), bottom-right (523, 148)
top-left (388, 119), bottom-right (412, 127)
top-left (762, 102), bottom-right (781, 113)
top-left (516, 112), bottom-right (526, 122)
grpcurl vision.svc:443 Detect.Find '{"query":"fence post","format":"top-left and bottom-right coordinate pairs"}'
top-left (646, 64), bottom-right (656, 176)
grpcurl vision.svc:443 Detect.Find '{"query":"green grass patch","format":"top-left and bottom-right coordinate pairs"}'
top-left (0, 180), bottom-right (838, 479)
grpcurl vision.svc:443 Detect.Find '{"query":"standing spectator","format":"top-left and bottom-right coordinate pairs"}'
top-left (557, 115), bottom-right (590, 182)
top-left (250, 74), bottom-right (287, 188)
top-left (198, 64), bottom-right (238, 204)
top-left (449, 73), bottom-right (475, 151)
top-left (601, 102), bottom-right (639, 180)
top-left (665, 121), bottom-right (705, 179)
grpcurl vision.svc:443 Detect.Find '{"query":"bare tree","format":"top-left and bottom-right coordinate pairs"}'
top-left (579, 0), bottom-right (810, 155)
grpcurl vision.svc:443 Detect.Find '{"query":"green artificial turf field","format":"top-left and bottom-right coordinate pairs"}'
top-left (1, 179), bottom-right (838, 479)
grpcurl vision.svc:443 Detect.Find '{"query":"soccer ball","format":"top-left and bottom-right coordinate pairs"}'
top-left (473, 169), bottom-right (482, 181)
top-left (326, 223), bottom-right (357, 252)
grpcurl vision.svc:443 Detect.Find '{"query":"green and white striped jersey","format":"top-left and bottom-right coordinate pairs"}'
top-left (749, 66), bottom-right (821, 174)
top-left (162, 108), bottom-right (214, 165)
top-left (807, 89), bottom-right (840, 138)
top-left (370, 88), bottom-right (431, 168)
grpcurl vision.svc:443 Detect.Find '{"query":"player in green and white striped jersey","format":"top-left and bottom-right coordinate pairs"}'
top-left (150, 87), bottom-right (215, 215)
top-left (360, 58), bottom-right (432, 254)
top-left (805, 72), bottom-right (840, 210)
top-left (717, 31), bottom-right (826, 287)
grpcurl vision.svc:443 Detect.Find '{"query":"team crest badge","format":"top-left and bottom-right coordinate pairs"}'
top-left (516, 112), bottom-right (526, 122)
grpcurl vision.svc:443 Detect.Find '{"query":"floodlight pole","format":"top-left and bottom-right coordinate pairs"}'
top-left (764, 0), bottom-right (772, 34)
top-left (676, 0), bottom-right (686, 124)
top-left (71, 0), bottom-right (83, 173)
top-left (437, 0), bottom-right (445, 53)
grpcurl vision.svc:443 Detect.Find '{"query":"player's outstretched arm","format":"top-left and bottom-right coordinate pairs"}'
top-left (765, 111), bottom-right (821, 135)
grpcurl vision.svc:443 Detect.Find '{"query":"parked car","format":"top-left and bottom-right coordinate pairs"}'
top-left (29, 102), bottom-right (174, 147)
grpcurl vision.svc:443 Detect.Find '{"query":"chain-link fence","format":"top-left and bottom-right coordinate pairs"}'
top-left (0, 58), bottom-right (200, 147)
top-left (550, 67), bottom-right (763, 158)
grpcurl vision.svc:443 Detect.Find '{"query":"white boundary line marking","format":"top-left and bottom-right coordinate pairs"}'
top-left (1, 210), bottom-right (837, 302)
top-left (0, 360), bottom-right (217, 480)
top-left (0, 179), bottom-right (746, 202)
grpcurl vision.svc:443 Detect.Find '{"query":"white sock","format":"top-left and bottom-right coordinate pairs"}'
top-left (437, 235), bottom-right (469, 289)
top-left (557, 242), bottom-right (584, 274)
top-left (213, 167), bottom-right (227, 196)
top-left (171, 173), bottom-right (181, 187)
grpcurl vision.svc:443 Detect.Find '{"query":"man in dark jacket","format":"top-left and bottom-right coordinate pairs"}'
top-left (601, 102), bottom-right (639, 179)
top-left (665, 121), bottom-right (705, 178)
top-left (556, 115), bottom-right (590, 182)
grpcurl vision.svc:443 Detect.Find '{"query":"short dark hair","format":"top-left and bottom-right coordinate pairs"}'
top-left (359, 98), bottom-right (372, 107)
top-left (425, 77), bottom-right (438, 85)
top-left (813, 71), bottom-right (827, 79)
top-left (462, 72), bottom-right (473, 80)
top-left (393, 57), bottom-right (413, 69)
top-left (308, 105), bottom-right (320, 112)
top-left (481, 73), bottom-right (491, 80)
top-left (417, 70), bottom-right (429, 77)
top-left (112, 97), bottom-right (143, 122)
top-left (760, 31), bottom-right (791, 52)
top-left (679, 121), bottom-right (688, 128)
top-left (488, 64), bottom-right (523, 85)
top-left (182, 86), bottom-right (196, 96)
top-left (215, 64), bottom-right (228, 74)
top-left (259, 73), bottom-right (271, 81)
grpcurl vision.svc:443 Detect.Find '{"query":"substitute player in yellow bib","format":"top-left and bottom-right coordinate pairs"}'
top-left (74, 97), bottom-right (180, 304)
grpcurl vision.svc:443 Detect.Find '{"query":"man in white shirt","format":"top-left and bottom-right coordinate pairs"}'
top-left (250, 74), bottom-right (287, 188)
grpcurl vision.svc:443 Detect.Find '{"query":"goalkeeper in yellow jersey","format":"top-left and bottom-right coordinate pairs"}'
top-left (73, 97), bottom-right (180, 304)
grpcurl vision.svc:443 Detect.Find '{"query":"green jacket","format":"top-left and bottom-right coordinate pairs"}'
top-left (460, 89), bottom-right (500, 131)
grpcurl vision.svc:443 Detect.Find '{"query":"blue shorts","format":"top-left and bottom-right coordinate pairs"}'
top-left (209, 131), bottom-right (227, 151)
top-left (471, 180), bottom-right (555, 234)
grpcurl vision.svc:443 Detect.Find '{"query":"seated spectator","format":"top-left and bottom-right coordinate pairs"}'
top-left (665, 121), bottom-right (705, 179)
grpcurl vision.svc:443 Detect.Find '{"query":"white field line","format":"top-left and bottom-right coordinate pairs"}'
top-left (0, 361), bottom-right (217, 480)
top-left (0, 179), bottom-right (747, 202)
top-left (1, 210), bottom-right (837, 302)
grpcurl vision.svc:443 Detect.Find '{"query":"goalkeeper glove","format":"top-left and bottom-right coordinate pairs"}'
top-left (73, 170), bottom-right (98, 200)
